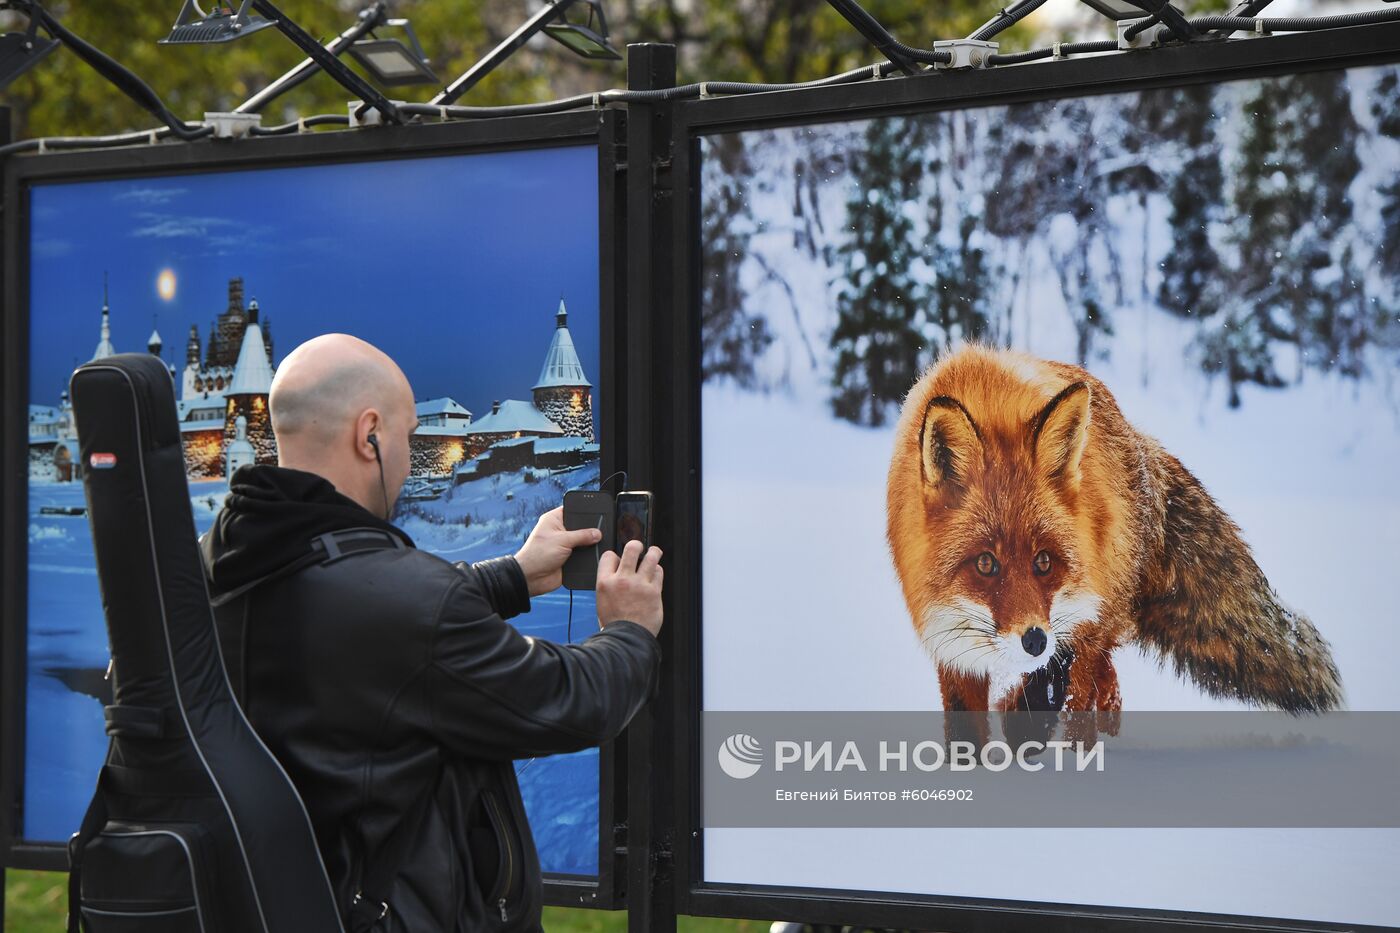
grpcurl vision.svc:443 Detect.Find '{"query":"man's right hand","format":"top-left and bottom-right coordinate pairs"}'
top-left (596, 540), bottom-right (663, 638)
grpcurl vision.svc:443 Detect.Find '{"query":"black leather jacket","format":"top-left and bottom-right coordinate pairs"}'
top-left (200, 466), bottom-right (661, 933)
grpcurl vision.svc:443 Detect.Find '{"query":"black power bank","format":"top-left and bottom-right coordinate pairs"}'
top-left (562, 489), bottom-right (614, 591)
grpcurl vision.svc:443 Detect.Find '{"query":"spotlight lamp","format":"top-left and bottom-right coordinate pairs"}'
top-left (544, 0), bottom-right (621, 61)
top-left (160, 0), bottom-right (401, 123)
top-left (1077, 0), bottom-right (1198, 41)
top-left (1077, 0), bottom-right (1151, 18)
top-left (0, 12), bottom-right (58, 89)
top-left (348, 19), bottom-right (438, 87)
top-left (159, 0), bottom-right (277, 44)
top-left (429, 0), bottom-right (620, 107)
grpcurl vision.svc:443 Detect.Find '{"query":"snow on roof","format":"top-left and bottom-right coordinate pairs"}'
top-left (533, 437), bottom-right (588, 453)
top-left (148, 328), bottom-right (163, 347)
top-left (533, 299), bottom-right (591, 389)
top-left (491, 437), bottom-right (536, 449)
top-left (181, 420), bottom-right (224, 434)
top-left (29, 405), bottom-right (60, 422)
top-left (177, 395), bottom-right (226, 416)
top-left (467, 399), bottom-right (564, 436)
top-left (226, 321), bottom-right (273, 395)
top-left (414, 423), bottom-right (473, 437)
top-left (416, 397), bottom-right (472, 418)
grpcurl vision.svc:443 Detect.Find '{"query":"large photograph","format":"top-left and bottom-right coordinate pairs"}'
top-left (699, 64), bottom-right (1400, 924)
top-left (24, 146), bottom-right (606, 875)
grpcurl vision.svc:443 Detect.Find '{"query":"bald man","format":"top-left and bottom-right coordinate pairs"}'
top-left (200, 334), bottom-right (663, 933)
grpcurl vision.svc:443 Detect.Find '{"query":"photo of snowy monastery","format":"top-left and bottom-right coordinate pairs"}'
top-left (23, 145), bottom-right (606, 875)
top-left (29, 275), bottom-right (598, 490)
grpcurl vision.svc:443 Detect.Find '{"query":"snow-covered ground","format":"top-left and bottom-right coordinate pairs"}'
top-left (24, 462), bottom-right (603, 874)
top-left (698, 71), bottom-right (1400, 924)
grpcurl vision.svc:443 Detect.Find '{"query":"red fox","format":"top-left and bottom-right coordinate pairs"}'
top-left (886, 345), bottom-right (1342, 720)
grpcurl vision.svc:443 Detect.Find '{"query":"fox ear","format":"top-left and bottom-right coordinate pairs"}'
top-left (920, 396), bottom-right (982, 490)
top-left (1032, 382), bottom-right (1091, 484)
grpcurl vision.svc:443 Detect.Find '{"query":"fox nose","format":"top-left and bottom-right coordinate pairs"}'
top-left (1021, 626), bottom-right (1048, 658)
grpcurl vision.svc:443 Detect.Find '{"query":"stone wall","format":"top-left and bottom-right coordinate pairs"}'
top-left (411, 434), bottom-right (466, 477)
top-left (225, 395), bottom-right (277, 466)
top-left (181, 428), bottom-right (225, 479)
top-left (533, 387), bottom-right (593, 441)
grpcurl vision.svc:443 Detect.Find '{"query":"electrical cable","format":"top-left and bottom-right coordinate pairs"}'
top-left (247, 114), bottom-right (353, 135)
top-left (1124, 1), bottom-right (1400, 42)
top-left (823, 0), bottom-right (955, 66)
top-left (967, 0), bottom-right (1051, 42)
top-left (0, 125), bottom-right (215, 156)
top-left (4, 0), bottom-right (207, 140)
top-left (987, 39), bottom-right (1117, 65)
top-left (597, 470), bottom-right (628, 494)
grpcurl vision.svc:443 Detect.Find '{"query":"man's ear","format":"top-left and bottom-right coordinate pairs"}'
top-left (355, 408), bottom-right (382, 461)
top-left (920, 396), bottom-right (982, 491)
top-left (1031, 382), bottom-right (1091, 485)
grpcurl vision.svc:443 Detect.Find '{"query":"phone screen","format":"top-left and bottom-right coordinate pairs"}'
top-left (615, 495), bottom-right (651, 552)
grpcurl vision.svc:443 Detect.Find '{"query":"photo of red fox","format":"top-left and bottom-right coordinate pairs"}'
top-left (886, 344), bottom-right (1343, 720)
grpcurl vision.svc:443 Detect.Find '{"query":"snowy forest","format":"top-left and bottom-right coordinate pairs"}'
top-left (700, 64), bottom-right (1400, 424)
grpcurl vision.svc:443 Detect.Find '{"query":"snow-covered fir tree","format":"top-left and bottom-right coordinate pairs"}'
top-left (1202, 72), bottom-right (1364, 402)
top-left (1373, 70), bottom-right (1400, 285)
top-left (1152, 84), bottom-right (1226, 323)
top-left (922, 113), bottom-right (997, 356)
top-left (829, 116), bottom-right (929, 426)
top-left (701, 133), bottom-right (774, 388)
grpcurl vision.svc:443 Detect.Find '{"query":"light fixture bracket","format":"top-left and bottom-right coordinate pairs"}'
top-left (160, 0), bottom-right (276, 44)
top-left (0, 10), bottom-right (60, 88)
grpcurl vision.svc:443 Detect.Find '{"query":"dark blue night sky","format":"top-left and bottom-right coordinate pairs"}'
top-left (28, 145), bottom-right (600, 418)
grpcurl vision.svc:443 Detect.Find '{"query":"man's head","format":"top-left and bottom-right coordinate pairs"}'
top-left (269, 334), bottom-right (418, 518)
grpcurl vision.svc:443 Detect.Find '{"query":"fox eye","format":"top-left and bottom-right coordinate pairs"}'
top-left (1033, 550), bottom-right (1053, 576)
top-left (975, 552), bottom-right (999, 576)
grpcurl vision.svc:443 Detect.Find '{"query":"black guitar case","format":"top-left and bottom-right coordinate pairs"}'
top-left (67, 353), bottom-right (344, 933)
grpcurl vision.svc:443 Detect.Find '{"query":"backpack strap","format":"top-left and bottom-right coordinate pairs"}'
top-left (206, 525), bottom-right (407, 928)
top-left (208, 527), bottom-right (406, 609)
top-left (66, 769), bottom-right (110, 933)
top-left (310, 527), bottom-right (406, 564)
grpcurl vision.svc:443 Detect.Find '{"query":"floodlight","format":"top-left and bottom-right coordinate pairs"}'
top-left (1078, 0), bottom-right (1198, 40)
top-left (429, 0), bottom-right (620, 107)
top-left (162, 0), bottom-right (401, 123)
top-left (160, 0), bottom-right (276, 44)
top-left (1078, 0), bottom-right (1152, 19)
top-left (543, 1), bottom-right (621, 61)
top-left (348, 20), bottom-right (438, 86)
top-left (0, 17), bottom-right (58, 89)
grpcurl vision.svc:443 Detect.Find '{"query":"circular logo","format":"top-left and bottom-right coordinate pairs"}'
top-left (717, 733), bottom-right (763, 779)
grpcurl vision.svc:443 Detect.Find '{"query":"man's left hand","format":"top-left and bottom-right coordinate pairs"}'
top-left (515, 506), bottom-right (603, 597)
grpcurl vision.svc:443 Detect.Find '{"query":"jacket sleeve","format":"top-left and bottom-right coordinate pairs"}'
top-left (425, 570), bottom-right (661, 762)
top-left (455, 555), bottom-right (531, 620)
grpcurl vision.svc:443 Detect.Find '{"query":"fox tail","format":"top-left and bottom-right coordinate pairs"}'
top-left (1133, 454), bottom-right (1343, 713)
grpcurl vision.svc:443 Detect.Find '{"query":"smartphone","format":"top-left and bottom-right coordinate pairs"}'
top-left (614, 491), bottom-right (654, 555)
top-left (562, 489), bottom-right (613, 591)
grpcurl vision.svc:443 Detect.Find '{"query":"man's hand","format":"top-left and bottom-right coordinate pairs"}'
top-left (515, 506), bottom-right (603, 597)
top-left (597, 540), bottom-right (664, 638)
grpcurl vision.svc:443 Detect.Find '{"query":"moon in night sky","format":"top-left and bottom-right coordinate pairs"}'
top-left (156, 268), bottom-right (177, 302)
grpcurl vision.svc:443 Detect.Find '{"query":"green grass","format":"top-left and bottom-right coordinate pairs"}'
top-left (3, 869), bottom-right (771, 932)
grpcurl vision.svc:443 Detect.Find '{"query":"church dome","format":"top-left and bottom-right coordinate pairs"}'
top-left (533, 299), bottom-right (591, 390)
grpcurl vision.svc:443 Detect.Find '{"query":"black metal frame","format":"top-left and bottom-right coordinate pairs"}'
top-left (0, 108), bottom-right (631, 910)
top-left (663, 22), bottom-right (1400, 933)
